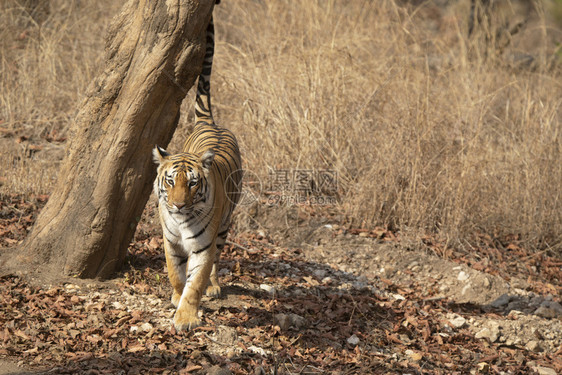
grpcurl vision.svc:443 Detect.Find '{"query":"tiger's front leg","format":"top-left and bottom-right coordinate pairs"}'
top-left (206, 229), bottom-right (228, 298)
top-left (163, 237), bottom-right (187, 308)
top-left (205, 244), bottom-right (222, 298)
top-left (173, 242), bottom-right (217, 331)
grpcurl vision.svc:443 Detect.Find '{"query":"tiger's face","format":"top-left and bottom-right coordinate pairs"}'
top-left (153, 146), bottom-right (215, 214)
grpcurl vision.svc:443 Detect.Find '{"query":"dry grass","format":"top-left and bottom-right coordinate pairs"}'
top-left (1, 0), bottom-right (561, 253)
top-left (0, 0), bottom-right (119, 194)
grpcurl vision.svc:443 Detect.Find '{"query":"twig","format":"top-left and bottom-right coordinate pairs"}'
top-left (226, 239), bottom-right (258, 254)
top-left (203, 332), bottom-right (230, 346)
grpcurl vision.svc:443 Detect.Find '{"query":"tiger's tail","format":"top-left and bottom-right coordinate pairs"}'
top-left (194, 16), bottom-right (216, 126)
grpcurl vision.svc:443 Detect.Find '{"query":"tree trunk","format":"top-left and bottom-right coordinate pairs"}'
top-left (6, 0), bottom-right (214, 278)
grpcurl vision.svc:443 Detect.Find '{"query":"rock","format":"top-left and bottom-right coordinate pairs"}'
top-left (259, 284), bottom-right (276, 295)
top-left (215, 325), bottom-right (238, 346)
top-left (207, 365), bottom-right (232, 375)
top-left (407, 261), bottom-right (419, 270)
top-left (274, 313), bottom-right (305, 330)
top-left (477, 362), bottom-right (490, 373)
top-left (139, 322), bottom-right (153, 332)
top-left (534, 306), bottom-right (559, 319)
top-left (313, 269), bottom-right (327, 279)
top-left (448, 314), bottom-right (467, 329)
top-left (474, 324), bottom-right (499, 343)
top-left (347, 334), bottom-right (360, 346)
top-left (526, 340), bottom-right (543, 353)
top-left (533, 366), bottom-right (557, 375)
top-left (539, 300), bottom-right (562, 317)
top-left (457, 271), bottom-right (469, 281)
top-left (248, 345), bottom-right (268, 356)
top-left (489, 294), bottom-right (511, 309)
top-left (405, 349), bottom-right (423, 362)
top-left (274, 314), bottom-right (291, 331)
top-left (288, 313), bottom-right (306, 329)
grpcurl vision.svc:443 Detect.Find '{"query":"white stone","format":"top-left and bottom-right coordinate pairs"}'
top-left (248, 345), bottom-right (268, 356)
top-left (457, 271), bottom-right (469, 281)
top-left (347, 334), bottom-right (360, 346)
top-left (259, 284), bottom-right (276, 295)
top-left (313, 269), bottom-right (327, 279)
top-left (449, 315), bottom-right (467, 329)
top-left (534, 366), bottom-right (557, 375)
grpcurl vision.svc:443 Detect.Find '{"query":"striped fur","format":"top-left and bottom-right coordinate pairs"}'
top-left (152, 15), bottom-right (242, 331)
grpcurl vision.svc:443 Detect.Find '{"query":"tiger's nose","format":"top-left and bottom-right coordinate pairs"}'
top-left (174, 202), bottom-right (186, 209)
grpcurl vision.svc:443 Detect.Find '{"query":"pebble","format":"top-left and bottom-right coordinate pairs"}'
top-left (457, 271), bottom-right (469, 281)
top-left (347, 334), bottom-right (360, 346)
top-left (289, 313), bottom-right (307, 329)
top-left (139, 322), bottom-right (153, 332)
top-left (533, 366), bottom-right (557, 375)
top-left (248, 345), bottom-right (267, 356)
top-left (504, 337), bottom-right (521, 346)
top-left (477, 362), bottom-right (490, 373)
top-left (259, 284), bottom-right (276, 295)
top-left (313, 269), bottom-right (327, 279)
top-left (274, 313), bottom-right (306, 330)
top-left (474, 323), bottom-right (499, 343)
top-left (407, 261), bottom-right (419, 270)
top-left (207, 366), bottom-right (232, 375)
top-left (405, 349), bottom-right (423, 362)
top-left (490, 294), bottom-right (511, 308)
top-left (542, 300), bottom-right (562, 315)
top-left (526, 340), bottom-right (543, 353)
top-left (447, 314), bottom-right (467, 329)
top-left (534, 306), bottom-right (558, 319)
top-left (65, 284), bottom-right (80, 292)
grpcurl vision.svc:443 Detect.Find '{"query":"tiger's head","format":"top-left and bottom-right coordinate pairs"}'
top-left (152, 145), bottom-right (215, 214)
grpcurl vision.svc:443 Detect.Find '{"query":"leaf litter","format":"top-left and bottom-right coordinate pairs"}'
top-left (0, 195), bottom-right (560, 374)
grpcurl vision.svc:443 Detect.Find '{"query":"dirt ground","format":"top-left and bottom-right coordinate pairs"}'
top-left (0, 197), bottom-right (561, 374)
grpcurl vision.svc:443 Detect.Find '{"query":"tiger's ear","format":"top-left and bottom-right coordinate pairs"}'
top-left (153, 145), bottom-right (170, 165)
top-left (201, 149), bottom-right (215, 171)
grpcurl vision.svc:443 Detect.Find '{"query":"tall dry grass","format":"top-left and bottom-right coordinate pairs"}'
top-left (0, 0), bottom-right (119, 194)
top-left (211, 0), bottom-right (562, 253)
top-left (1, 0), bottom-right (561, 254)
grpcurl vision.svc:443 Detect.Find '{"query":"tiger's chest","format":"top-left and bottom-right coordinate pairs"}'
top-left (161, 207), bottom-right (216, 256)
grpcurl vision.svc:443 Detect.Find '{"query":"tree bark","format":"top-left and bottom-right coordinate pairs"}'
top-left (7, 0), bottom-right (214, 278)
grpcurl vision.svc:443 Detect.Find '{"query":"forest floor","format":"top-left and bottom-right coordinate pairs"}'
top-left (0, 194), bottom-right (561, 374)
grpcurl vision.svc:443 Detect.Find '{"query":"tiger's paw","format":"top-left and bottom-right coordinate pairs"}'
top-left (171, 291), bottom-right (181, 307)
top-left (205, 285), bottom-right (221, 298)
top-left (173, 309), bottom-right (202, 331)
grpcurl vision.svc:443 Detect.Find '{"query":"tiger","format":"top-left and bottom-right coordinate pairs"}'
top-left (152, 15), bottom-right (242, 331)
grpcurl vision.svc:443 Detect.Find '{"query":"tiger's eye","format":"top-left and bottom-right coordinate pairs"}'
top-left (188, 180), bottom-right (197, 188)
